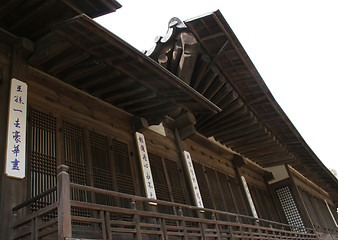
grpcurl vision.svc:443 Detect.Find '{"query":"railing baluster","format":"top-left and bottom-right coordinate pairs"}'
top-left (160, 218), bottom-right (168, 240)
top-left (200, 221), bottom-right (207, 240)
top-left (57, 165), bottom-right (72, 240)
top-left (131, 200), bottom-right (142, 240)
top-left (178, 207), bottom-right (188, 239)
top-left (212, 213), bottom-right (222, 240)
top-left (31, 217), bottom-right (37, 240)
top-left (105, 211), bottom-right (112, 240)
top-left (100, 210), bottom-right (107, 240)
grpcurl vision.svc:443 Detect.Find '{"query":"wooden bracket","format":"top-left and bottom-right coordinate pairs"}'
top-left (232, 155), bottom-right (247, 168)
top-left (131, 117), bottom-right (149, 132)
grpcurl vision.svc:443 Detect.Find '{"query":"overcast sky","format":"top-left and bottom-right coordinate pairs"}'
top-left (96, 0), bottom-right (338, 171)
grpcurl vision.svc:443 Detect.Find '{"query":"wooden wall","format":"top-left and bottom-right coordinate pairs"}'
top-left (0, 33), bottom-right (12, 239)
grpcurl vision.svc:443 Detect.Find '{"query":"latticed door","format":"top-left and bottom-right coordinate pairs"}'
top-left (30, 109), bottom-right (57, 216)
top-left (90, 131), bottom-right (115, 206)
top-left (148, 153), bottom-right (173, 214)
top-left (63, 121), bottom-right (91, 221)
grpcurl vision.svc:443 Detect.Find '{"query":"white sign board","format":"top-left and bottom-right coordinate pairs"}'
top-left (241, 176), bottom-right (258, 218)
top-left (5, 78), bottom-right (28, 179)
top-left (135, 132), bottom-right (157, 203)
top-left (183, 151), bottom-right (204, 208)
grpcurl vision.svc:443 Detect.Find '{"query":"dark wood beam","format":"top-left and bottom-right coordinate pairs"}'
top-left (29, 33), bottom-right (71, 66)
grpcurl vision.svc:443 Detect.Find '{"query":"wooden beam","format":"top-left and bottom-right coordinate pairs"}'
top-left (10, 1), bottom-right (51, 31)
top-left (178, 124), bottom-right (197, 140)
top-left (232, 155), bottom-right (247, 168)
top-left (212, 117), bottom-right (258, 138)
top-left (116, 91), bottom-right (157, 108)
top-left (190, 54), bottom-right (210, 89)
top-left (220, 128), bottom-right (267, 145)
top-left (47, 51), bottom-right (89, 75)
top-left (175, 111), bottom-right (196, 129)
top-left (62, 60), bottom-right (106, 84)
top-left (77, 71), bottom-right (121, 90)
top-left (89, 78), bottom-right (134, 96)
top-left (29, 32), bottom-right (71, 66)
top-left (197, 67), bottom-right (219, 95)
top-left (103, 86), bottom-right (146, 102)
top-left (132, 117), bottom-right (149, 131)
top-left (169, 41), bottom-right (182, 75)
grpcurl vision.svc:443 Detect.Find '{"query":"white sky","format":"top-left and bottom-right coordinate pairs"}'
top-left (96, 0), bottom-right (338, 171)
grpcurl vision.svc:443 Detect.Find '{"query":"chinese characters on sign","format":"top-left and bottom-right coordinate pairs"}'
top-left (183, 151), bottom-right (204, 209)
top-left (5, 78), bottom-right (27, 179)
top-left (241, 176), bottom-right (258, 219)
top-left (135, 132), bottom-right (157, 204)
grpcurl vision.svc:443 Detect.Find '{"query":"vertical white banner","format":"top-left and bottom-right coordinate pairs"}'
top-left (135, 132), bottom-right (157, 203)
top-left (5, 78), bottom-right (28, 179)
top-left (183, 151), bottom-right (204, 208)
top-left (241, 176), bottom-right (258, 218)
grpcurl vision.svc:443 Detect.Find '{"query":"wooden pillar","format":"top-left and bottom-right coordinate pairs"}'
top-left (0, 36), bottom-right (33, 239)
top-left (57, 164), bottom-right (72, 240)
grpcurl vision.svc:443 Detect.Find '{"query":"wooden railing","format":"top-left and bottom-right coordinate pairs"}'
top-left (12, 165), bottom-right (318, 240)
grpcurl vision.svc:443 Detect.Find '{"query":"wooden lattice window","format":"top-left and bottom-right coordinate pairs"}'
top-left (165, 158), bottom-right (186, 204)
top-left (90, 131), bottom-right (114, 206)
top-left (217, 172), bottom-right (237, 213)
top-left (248, 185), bottom-right (268, 219)
top-left (276, 186), bottom-right (305, 232)
top-left (111, 138), bottom-right (134, 211)
top-left (205, 167), bottom-right (226, 212)
top-left (228, 176), bottom-right (249, 216)
top-left (149, 153), bottom-right (170, 202)
top-left (30, 109), bottom-right (57, 214)
top-left (63, 121), bottom-right (90, 221)
top-left (193, 162), bottom-right (213, 209)
top-left (149, 153), bottom-right (173, 214)
top-left (299, 188), bottom-right (337, 230)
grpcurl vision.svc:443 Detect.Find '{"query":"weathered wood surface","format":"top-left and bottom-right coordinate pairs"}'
top-left (147, 11), bottom-right (338, 207)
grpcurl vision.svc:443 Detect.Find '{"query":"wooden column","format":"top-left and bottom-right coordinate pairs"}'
top-left (232, 155), bottom-right (251, 217)
top-left (57, 164), bottom-right (72, 239)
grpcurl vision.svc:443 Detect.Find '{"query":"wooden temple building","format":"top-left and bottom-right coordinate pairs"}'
top-left (0, 1), bottom-right (337, 239)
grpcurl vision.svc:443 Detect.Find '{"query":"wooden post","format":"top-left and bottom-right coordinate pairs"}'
top-left (178, 207), bottom-right (188, 239)
top-left (57, 164), bottom-right (72, 240)
top-left (131, 200), bottom-right (142, 240)
top-left (31, 217), bottom-right (37, 240)
top-left (160, 218), bottom-right (168, 240)
top-left (105, 212), bottom-right (112, 240)
top-left (100, 210), bottom-right (107, 240)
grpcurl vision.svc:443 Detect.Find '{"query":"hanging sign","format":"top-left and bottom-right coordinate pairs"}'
top-left (135, 132), bottom-right (157, 204)
top-left (183, 151), bottom-right (204, 209)
top-left (5, 78), bottom-right (28, 179)
top-left (241, 176), bottom-right (258, 218)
